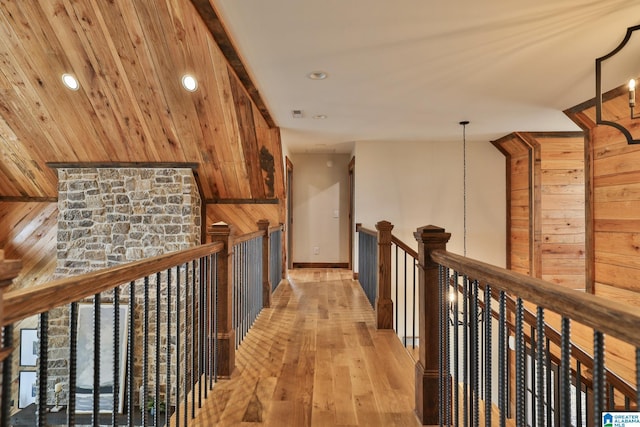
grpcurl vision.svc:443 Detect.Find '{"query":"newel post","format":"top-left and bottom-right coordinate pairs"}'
top-left (208, 223), bottom-right (235, 377)
top-left (414, 225), bottom-right (451, 425)
top-left (257, 219), bottom-right (272, 308)
top-left (375, 220), bottom-right (394, 329)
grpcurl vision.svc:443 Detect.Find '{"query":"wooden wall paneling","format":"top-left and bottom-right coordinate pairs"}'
top-left (14, 2), bottom-right (121, 161)
top-left (206, 203), bottom-right (282, 235)
top-left (194, 38), bottom-right (235, 199)
top-left (256, 125), bottom-right (285, 199)
top-left (53, 1), bottom-right (160, 162)
top-left (537, 133), bottom-right (585, 290)
top-left (134, 0), bottom-right (208, 164)
top-left (0, 202), bottom-right (58, 291)
top-left (183, 4), bottom-right (257, 200)
top-left (0, 0), bottom-right (285, 202)
top-left (493, 132), bottom-right (586, 289)
top-left (229, 75), bottom-right (266, 199)
top-left (90, 2), bottom-right (185, 161)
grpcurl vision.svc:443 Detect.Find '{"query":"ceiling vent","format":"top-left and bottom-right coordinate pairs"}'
top-left (292, 110), bottom-right (303, 118)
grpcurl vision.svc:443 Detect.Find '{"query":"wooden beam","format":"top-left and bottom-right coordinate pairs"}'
top-left (189, 0), bottom-right (277, 128)
top-left (205, 198), bottom-right (279, 204)
top-left (0, 196), bottom-right (58, 202)
top-left (46, 162), bottom-right (199, 169)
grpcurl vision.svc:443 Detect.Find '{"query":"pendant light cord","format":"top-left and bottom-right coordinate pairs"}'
top-left (460, 121), bottom-right (469, 257)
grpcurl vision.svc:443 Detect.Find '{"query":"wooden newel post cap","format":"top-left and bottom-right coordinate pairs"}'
top-left (208, 222), bottom-right (233, 238)
top-left (413, 225), bottom-right (451, 244)
top-left (257, 219), bottom-right (270, 230)
top-left (375, 220), bottom-right (393, 232)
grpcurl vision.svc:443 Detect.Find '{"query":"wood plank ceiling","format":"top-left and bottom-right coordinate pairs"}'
top-left (0, 0), bottom-right (282, 202)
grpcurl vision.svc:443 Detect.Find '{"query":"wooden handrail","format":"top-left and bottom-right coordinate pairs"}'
top-left (355, 223), bottom-right (377, 237)
top-left (432, 249), bottom-right (640, 349)
top-left (472, 286), bottom-right (637, 400)
top-left (391, 234), bottom-right (418, 260)
top-left (268, 224), bottom-right (283, 234)
top-left (2, 242), bottom-right (224, 326)
top-left (233, 229), bottom-right (265, 245)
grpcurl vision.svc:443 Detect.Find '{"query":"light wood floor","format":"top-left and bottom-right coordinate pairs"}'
top-left (189, 269), bottom-right (420, 426)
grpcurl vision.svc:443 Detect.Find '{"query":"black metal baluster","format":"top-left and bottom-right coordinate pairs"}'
top-left (404, 251), bottom-right (407, 347)
top-left (155, 272), bottom-right (161, 427)
top-left (214, 254), bottom-right (219, 383)
top-left (608, 384), bottom-right (615, 411)
top-left (92, 294), bottom-right (101, 427)
top-left (472, 280), bottom-right (479, 427)
top-left (636, 347), bottom-right (640, 411)
top-left (412, 259), bottom-right (416, 350)
top-left (463, 276), bottom-right (468, 427)
top-left (127, 281), bottom-right (135, 427)
top-left (191, 259), bottom-right (196, 418)
top-left (498, 291), bottom-right (506, 427)
top-left (166, 268), bottom-right (172, 427)
top-left (484, 285), bottom-right (492, 427)
top-left (545, 338), bottom-right (552, 427)
top-left (453, 272), bottom-right (460, 427)
top-left (515, 298), bottom-right (525, 427)
top-left (198, 258), bottom-right (204, 407)
top-left (68, 302), bottom-right (78, 426)
top-left (395, 245), bottom-right (399, 333)
top-left (530, 324), bottom-right (535, 425)
top-left (113, 287), bottom-right (120, 427)
top-left (142, 276), bottom-right (149, 427)
top-left (203, 256), bottom-right (209, 399)
top-left (444, 267), bottom-right (451, 427)
top-left (560, 317), bottom-right (571, 427)
top-left (183, 263), bottom-right (189, 427)
top-left (438, 265), bottom-right (444, 427)
top-left (576, 361), bottom-right (582, 427)
top-left (176, 266), bottom-right (181, 427)
top-left (1, 325), bottom-right (13, 427)
top-left (536, 306), bottom-right (545, 427)
top-left (37, 313), bottom-right (48, 427)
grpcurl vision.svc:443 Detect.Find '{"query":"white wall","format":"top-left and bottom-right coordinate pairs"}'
top-left (290, 153), bottom-right (351, 263)
top-left (354, 140), bottom-right (506, 267)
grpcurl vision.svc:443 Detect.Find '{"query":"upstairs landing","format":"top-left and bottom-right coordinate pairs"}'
top-left (191, 269), bottom-right (420, 426)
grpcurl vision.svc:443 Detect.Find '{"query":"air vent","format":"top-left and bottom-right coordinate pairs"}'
top-left (292, 110), bottom-right (303, 118)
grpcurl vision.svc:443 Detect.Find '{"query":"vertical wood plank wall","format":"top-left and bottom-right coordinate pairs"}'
top-left (492, 132), bottom-right (586, 290)
top-left (566, 86), bottom-right (640, 295)
top-left (492, 136), bottom-right (532, 275)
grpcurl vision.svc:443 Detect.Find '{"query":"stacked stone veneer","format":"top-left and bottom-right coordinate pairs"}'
top-left (56, 168), bottom-right (201, 274)
top-left (46, 167), bottom-right (201, 409)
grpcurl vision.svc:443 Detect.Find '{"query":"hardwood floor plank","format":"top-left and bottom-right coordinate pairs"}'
top-left (191, 269), bottom-right (420, 426)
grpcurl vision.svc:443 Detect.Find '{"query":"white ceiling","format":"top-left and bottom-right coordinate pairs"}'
top-left (211, 0), bottom-right (640, 152)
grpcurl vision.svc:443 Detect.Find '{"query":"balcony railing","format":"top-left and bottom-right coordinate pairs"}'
top-left (0, 220), bottom-right (283, 427)
top-left (359, 221), bottom-right (640, 426)
top-left (356, 222), bottom-right (419, 350)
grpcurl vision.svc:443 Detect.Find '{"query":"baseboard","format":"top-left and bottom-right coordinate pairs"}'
top-left (292, 262), bottom-right (349, 269)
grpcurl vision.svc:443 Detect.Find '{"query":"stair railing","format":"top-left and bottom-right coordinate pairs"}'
top-left (0, 220), bottom-right (281, 427)
top-left (414, 224), bottom-right (640, 427)
top-left (356, 221), bottom-right (419, 351)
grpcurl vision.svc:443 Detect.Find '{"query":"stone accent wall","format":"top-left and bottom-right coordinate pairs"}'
top-left (56, 168), bottom-right (201, 276)
top-left (46, 167), bottom-right (201, 408)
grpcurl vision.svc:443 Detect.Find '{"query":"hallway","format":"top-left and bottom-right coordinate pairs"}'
top-left (191, 269), bottom-right (420, 426)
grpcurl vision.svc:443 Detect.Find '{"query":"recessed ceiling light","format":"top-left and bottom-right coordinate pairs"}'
top-left (292, 110), bottom-right (303, 118)
top-left (307, 71), bottom-right (328, 80)
top-left (181, 74), bottom-right (198, 92)
top-left (61, 73), bottom-right (79, 91)
top-left (312, 114), bottom-right (327, 119)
